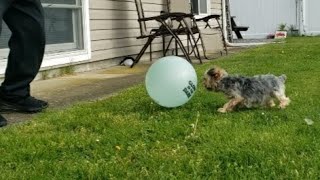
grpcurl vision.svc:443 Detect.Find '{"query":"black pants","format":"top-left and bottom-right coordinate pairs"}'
top-left (0, 0), bottom-right (45, 100)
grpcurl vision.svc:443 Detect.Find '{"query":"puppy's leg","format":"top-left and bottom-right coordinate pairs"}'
top-left (274, 90), bottom-right (290, 109)
top-left (218, 97), bottom-right (244, 113)
top-left (267, 99), bottom-right (276, 108)
top-left (279, 96), bottom-right (290, 109)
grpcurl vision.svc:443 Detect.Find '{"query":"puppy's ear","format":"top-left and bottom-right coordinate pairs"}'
top-left (213, 71), bottom-right (222, 80)
top-left (207, 67), bottom-right (224, 80)
top-left (207, 68), bottom-right (216, 77)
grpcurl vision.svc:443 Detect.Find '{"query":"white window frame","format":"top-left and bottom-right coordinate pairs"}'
top-left (0, 0), bottom-right (91, 74)
top-left (191, 0), bottom-right (211, 18)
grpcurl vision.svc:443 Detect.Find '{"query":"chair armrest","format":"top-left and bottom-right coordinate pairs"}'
top-left (232, 26), bottom-right (249, 31)
top-left (138, 12), bottom-right (194, 22)
top-left (196, 14), bottom-right (220, 22)
top-left (168, 12), bottom-right (194, 18)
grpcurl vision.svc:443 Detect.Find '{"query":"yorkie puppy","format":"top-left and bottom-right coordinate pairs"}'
top-left (203, 66), bottom-right (290, 113)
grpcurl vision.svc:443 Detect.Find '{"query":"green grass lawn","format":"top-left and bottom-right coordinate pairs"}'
top-left (1, 37), bottom-right (320, 179)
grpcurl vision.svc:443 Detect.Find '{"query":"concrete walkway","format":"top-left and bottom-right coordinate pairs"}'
top-left (3, 63), bottom-right (151, 125)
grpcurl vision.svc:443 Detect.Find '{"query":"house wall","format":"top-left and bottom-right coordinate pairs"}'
top-left (212, 0), bottom-right (222, 15)
top-left (229, 0), bottom-right (297, 39)
top-left (304, 0), bottom-right (320, 34)
top-left (229, 0), bottom-right (320, 38)
top-left (89, 0), bottom-right (223, 65)
top-left (89, 0), bottom-right (168, 64)
top-left (195, 0), bottom-right (223, 53)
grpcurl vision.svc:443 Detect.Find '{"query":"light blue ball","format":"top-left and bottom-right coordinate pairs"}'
top-left (145, 56), bottom-right (198, 108)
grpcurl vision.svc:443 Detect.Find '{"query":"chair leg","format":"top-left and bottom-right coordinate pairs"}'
top-left (175, 39), bottom-right (178, 56)
top-left (165, 36), bottom-right (174, 56)
top-left (197, 32), bottom-right (209, 60)
top-left (131, 36), bottom-right (155, 68)
top-left (150, 41), bottom-right (152, 61)
top-left (187, 34), bottom-right (190, 54)
top-left (158, 20), bottom-right (192, 63)
top-left (216, 18), bottom-right (228, 55)
top-left (181, 19), bottom-right (202, 63)
top-left (168, 29), bottom-right (191, 62)
top-left (235, 30), bottom-right (243, 39)
top-left (162, 35), bottom-right (166, 56)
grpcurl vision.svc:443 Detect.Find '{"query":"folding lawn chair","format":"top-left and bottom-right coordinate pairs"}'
top-left (166, 0), bottom-right (206, 59)
top-left (196, 15), bottom-right (228, 55)
top-left (126, 0), bottom-right (199, 68)
top-left (168, 0), bottom-right (228, 56)
top-left (231, 16), bottom-right (249, 39)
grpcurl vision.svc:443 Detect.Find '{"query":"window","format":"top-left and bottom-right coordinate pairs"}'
top-left (0, 24), bottom-right (11, 52)
top-left (0, 0), bottom-right (87, 58)
top-left (191, 0), bottom-right (210, 15)
top-left (41, 0), bottom-right (84, 53)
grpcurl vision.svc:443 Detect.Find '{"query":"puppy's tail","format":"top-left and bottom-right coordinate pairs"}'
top-left (279, 74), bottom-right (287, 83)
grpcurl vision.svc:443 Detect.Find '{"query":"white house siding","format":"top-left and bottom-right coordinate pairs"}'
top-left (211, 0), bottom-right (222, 15)
top-left (229, 0), bottom-right (320, 39)
top-left (89, 0), bottom-right (168, 64)
top-left (89, 0), bottom-right (223, 64)
top-left (202, 0), bottom-right (224, 52)
top-left (230, 0), bottom-right (297, 39)
top-left (304, 0), bottom-right (320, 34)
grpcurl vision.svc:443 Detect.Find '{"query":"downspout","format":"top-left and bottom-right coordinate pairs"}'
top-left (300, 0), bottom-right (307, 35)
top-left (221, 0), bottom-right (269, 46)
top-left (296, 0), bottom-right (299, 33)
top-left (296, 0), bottom-right (306, 35)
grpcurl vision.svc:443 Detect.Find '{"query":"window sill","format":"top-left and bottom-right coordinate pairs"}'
top-left (41, 49), bottom-right (92, 70)
top-left (0, 49), bottom-right (91, 75)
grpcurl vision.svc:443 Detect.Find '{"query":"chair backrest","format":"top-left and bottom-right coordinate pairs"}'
top-left (167, 0), bottom-right (190, 14)
top-left (167, 0), bottom-right (192, 27)
top-left (134, 0), bottom-right (148, 36)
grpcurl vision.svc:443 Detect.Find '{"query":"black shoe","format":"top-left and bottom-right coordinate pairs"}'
top-left (0, 96), bottom-right (48, 113)
top-left (0, 114), bottom-right (7, 127)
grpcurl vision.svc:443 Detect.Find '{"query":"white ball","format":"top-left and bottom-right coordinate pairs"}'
top-left (145, 56), bottom-right (198, 108)
top-left (123, 59), bottom-right (133, 66)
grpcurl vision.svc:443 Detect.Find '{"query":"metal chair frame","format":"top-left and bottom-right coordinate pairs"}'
top-left (169, 0), bottom-right (228, 56)
top-left (129, 0), bottom-right (201, 68)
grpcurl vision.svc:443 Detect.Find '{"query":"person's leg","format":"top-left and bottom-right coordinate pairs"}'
top-left (0, 0), bottom-right (47, 113)
top-left (1, 0), bottom-right (45, 98)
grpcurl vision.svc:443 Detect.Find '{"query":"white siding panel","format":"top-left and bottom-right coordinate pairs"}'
top-left (91, 29), bottom-right (141, 41)
top-left (230, 0), bottom-right (297, 38)
top-left (305, 0), bottom-right (320, 34)
top-left (92, 38), bottom-right (164, 51)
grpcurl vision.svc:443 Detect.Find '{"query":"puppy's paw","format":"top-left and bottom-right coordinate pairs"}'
top-left (218, 108), bottom-right (227, 113)
top-left (279, 104), bottom-right (287, 109)
top-left (279, 98), bottom-right (290, 109)
top-left (268, 100), bottom-right (276, 108)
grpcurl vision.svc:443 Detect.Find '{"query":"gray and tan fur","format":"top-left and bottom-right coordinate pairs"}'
top-left (203, 66), bottom-right (290, 113)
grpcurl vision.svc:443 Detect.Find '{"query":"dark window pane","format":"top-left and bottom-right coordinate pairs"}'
top-left (191, 0), bottom-right (199, 14)
top-left (44, 8), bottom-right (74, 45)
top-left (0, 3), bottom-right (83, 53)
top-left (200, 0), bottom-right (208, 14)
top-left (0, 23), bottom-right (10, 49)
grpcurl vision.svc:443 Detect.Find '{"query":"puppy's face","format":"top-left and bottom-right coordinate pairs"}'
top-left (203, 66), bottom-right (228, 91)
